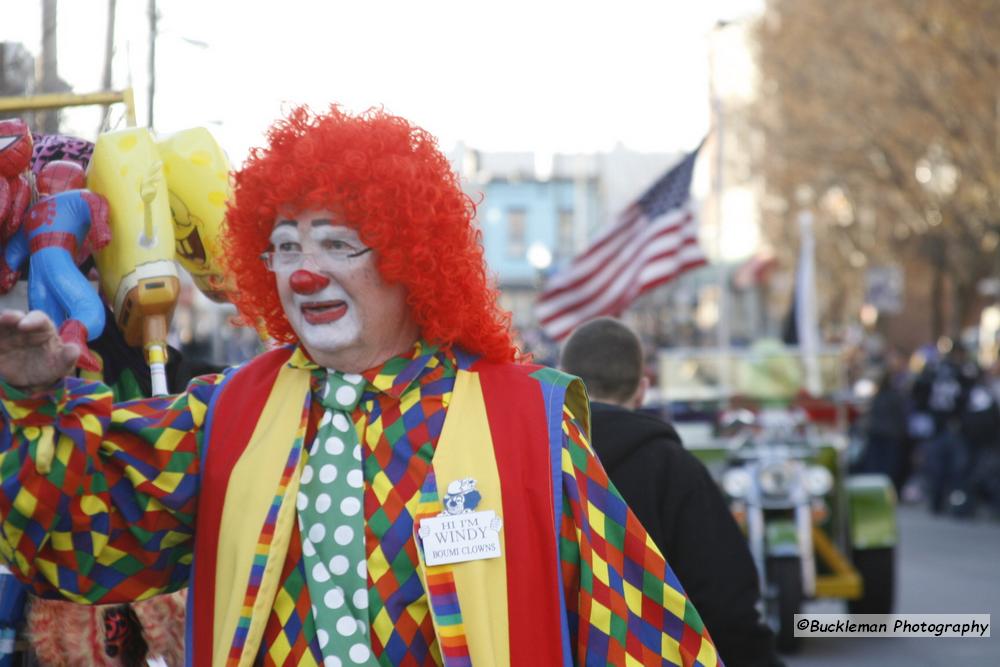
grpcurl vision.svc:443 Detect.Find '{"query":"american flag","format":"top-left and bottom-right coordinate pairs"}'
top-left (535, 143), bottom-right (706, 340)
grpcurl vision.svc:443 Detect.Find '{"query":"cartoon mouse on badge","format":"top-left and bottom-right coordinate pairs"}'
top-left (443, 478), bottom-right (481, 515)
top-left (418, 477), bottom-right (503, 544)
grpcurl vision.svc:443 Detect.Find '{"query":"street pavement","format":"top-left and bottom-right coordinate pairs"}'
top-left (786, 505), bottom-right (999, 666)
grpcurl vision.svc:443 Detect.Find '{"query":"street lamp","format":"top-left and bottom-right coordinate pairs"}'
top-left (527, 241), bottom-right (553, 273)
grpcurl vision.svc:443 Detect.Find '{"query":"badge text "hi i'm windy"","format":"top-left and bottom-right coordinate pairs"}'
top-left (419, 510), bottom-right (503, 566)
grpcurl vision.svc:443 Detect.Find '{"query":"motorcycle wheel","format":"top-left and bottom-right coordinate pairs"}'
top-left (848, 547), bottom-right (895, 614)
top-left (767, 556), bottom-right (804, 653)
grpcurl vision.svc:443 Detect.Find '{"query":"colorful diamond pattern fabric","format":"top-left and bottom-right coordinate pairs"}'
top-left (0, 375), bottom-right (220, 603)
top-left (558, 405), bottom-right (719, 667)
top-left (356, 347), bottom-right (451, 666)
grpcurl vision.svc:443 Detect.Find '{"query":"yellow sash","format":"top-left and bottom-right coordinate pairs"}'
top-left (212, 362), bottom-right (311, 666)
top-left (418, 370), bottom-right (511, 667)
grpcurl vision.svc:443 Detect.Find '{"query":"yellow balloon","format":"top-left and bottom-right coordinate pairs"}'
top-left (157, 128), bottom-right (234, 303)
top-left (87, 128), bottom-right (180, 348)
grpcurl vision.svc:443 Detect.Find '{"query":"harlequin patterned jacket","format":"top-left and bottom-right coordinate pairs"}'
top-left (0, 342), bottom-right (722, 666)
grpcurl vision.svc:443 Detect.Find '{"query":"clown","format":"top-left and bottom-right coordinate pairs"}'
top-left (0, 106), bottom-right (721, 667)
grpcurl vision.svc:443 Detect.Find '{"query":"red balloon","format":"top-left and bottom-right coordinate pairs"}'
top-left (0, 119), bottom-right (32, 178)
top-left (37, 160), bottom-right (87, 196)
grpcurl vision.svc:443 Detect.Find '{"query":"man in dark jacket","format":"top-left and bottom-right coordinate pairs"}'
top-left (561, 317), bottom-right (782, 667)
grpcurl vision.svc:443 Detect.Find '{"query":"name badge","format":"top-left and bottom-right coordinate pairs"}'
top-left (419, 510), bottom-right (503, 566)
top-left (417, 477), bottom-right (503, 566)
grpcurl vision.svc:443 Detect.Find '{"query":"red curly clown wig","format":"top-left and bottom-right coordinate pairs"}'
top-left (222, 105), bottom-right (517, 363)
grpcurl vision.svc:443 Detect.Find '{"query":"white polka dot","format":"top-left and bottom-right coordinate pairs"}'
top-left (324, 586), bottom-right (345, 609)
top-left (353, 444), bottom-right (362, 461)
top-left (347, 469), bottom-right (363, 488)
top-left (308, 523), bottom-right (326, 543)
top-left (343, 373), bottom-right (363, 385)
top-left (349, 644), bottom-right (371, 663)
top-left (324, 657), bottom-right (341, 667)
top-left (312, 604), bottom-right (318, 619)
top-left (356, 619), bottom-right (367, 635)
top-left (332, 413), bottom-right (350, 432)
top-left (334, 525), bottom-right (354, 545)
top-left (317, 628), bottom-right (329, 648)
top-left (296, 491), bottom-right (308, 511)
top-left (309, 438), bottom-right (321, 456)
top-left (302, 539), bottom-right (316, 557)
top-left (353, 589), bottom-right (368, 609)
top-left (336, 385), bottom-right (358, 406)
top-left (312, 562), bottom-right (331, 583)
top-left (356, 561), bottom-right (367, 579)
top-left (316, 493), bottom-right (332, 513)
top-left (329, 555), bottom-right (349, 576)
top-left (341, 497), bottom-right (361, 516)
top-left (325, 436), bottom-right (345, 455)
top-left (319, 464), bottom-right (338, 484)
top-left (301, 465), bottom-right (315, 485)
top-left (319, 411), bottom-right (332, 427)
top-left (336, 616), bottom-right (356, 637)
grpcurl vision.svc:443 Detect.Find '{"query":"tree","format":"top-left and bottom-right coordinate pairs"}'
top-left (745, 0), bottom-right (1000, 343)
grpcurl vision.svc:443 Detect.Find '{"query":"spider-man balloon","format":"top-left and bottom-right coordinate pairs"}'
top-left (0, 119), bottom-right (32, 245)
top-left (2, 150), bottom-right (111, 371)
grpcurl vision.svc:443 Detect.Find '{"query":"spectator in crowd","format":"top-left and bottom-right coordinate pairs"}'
top-left (911, 340), bottom-right (978, 514)
top-left (561, 316), bottom-right (783, 667)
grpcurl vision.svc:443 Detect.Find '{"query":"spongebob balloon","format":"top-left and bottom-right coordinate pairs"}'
top-left (157, 127), bottom-right (233, 302)
top-left (86, 126), bottom-right (232, 395)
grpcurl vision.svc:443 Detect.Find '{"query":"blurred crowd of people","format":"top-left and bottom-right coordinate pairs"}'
top-left (852, 339), bottom-right (1000, 520)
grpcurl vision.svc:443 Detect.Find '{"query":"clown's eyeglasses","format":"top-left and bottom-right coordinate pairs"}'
top-left (260, 246), bottom-right (372, 272)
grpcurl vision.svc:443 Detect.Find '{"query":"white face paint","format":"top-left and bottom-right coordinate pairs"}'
top-left (271, 208), bottom-right (420, 372)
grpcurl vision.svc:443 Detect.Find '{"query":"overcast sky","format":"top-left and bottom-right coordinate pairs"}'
top-left (7, 0), bottom-right (763, 164)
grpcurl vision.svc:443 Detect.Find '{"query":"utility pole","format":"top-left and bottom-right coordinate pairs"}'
top-left (147, 0), bottom-right (157, 128)
top-left (98, 0), bottom-right (117, 133)
top-left (39, 0), bottom-right (60, 133)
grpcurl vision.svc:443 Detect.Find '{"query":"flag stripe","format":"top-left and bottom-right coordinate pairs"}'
top-left (541, 241), bottom-right (705, 340)
top-left (538, 218), bottom-right (699, 330)
top-left (543, 206), bottom-right (647, 293)
top-left (535, 144), bottom-right (705, 341)
top-left (537, 208), bottom-right (693, 316)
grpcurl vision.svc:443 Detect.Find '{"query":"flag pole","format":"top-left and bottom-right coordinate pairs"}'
top-left (709, 24), bottom-right (731, 400)
top-left (797, 210), bottom-right (822, 395)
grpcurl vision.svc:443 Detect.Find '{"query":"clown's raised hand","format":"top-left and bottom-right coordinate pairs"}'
top-left (0, 309), bottom-right (79, 393)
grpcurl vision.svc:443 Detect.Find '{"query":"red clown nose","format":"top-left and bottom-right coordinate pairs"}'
top-left (289, 269), bottom-right (330, 294)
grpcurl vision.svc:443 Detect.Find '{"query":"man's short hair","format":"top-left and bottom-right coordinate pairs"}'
top-left (560, 317), bottom-right (643, 404)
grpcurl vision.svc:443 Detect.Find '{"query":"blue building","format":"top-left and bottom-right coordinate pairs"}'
top-left (471, 173), bottom-right (600, 330)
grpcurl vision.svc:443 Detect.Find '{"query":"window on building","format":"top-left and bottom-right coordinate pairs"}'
top-left (556, 208), bottom-right (575, 258)
top-left (507, 208), bottom-right (526, 259)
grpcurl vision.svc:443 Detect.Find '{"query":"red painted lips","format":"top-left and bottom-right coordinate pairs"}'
top-left (301, 301), bottom-right (347, 324)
